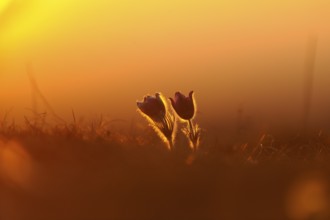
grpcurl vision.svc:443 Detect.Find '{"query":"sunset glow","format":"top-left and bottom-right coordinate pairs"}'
top-left (0, 0), bottom-right (11, 13)
top-left (2, 2), bottom-right (330, 219)
top-left (1, 0), bottom-right (330, 124)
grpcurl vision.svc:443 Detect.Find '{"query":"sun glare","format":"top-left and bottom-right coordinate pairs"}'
top-left (0, 0), bottom-right (73, 50)
top-left (0, 0), bottom-right (11, 14)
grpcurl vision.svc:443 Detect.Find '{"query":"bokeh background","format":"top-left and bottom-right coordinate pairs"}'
top-left (2, 2), bottom-right (330, 220)
top-left (1, 0), bottom-right (330, 127)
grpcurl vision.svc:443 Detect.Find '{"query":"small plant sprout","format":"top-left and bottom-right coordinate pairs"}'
top-left (137, 93), bottom-right (176, 150)
top-left (170, 91), bottom-right (201, 152)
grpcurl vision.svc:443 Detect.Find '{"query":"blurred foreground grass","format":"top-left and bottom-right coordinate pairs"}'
top-left (1, 114), bottom-right (330, 220)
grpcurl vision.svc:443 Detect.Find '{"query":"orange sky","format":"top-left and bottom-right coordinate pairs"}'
top-left (1, 0), bottom-right (330, 125)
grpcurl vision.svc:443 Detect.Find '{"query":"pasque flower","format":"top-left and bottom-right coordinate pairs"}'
top-left (169, 91), bottom-right (200, 152)
top-left (137, 93), bottom-right (175, 150)
top-left (137, 93), bottom-right (166, 122)
top-left (169, 91), bottom-right (195, 120)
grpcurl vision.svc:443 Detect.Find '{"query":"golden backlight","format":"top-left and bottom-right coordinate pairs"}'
top-left (0, 0), bottom-right (330, 125)
top-left (2, 2), bottom-right (330, 220)
top-left (0, 0), bottom-right (11, 13)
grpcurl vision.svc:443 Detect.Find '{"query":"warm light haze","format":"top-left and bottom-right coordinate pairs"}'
top-left (1, 0), bottom-right (330, 126)
top-left (2, 2), bottom-right (330, 220)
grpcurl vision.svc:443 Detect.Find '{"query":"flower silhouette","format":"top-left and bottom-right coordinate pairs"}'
top-left (169, 91), bottom-right (195, 120)
top-left (137, 93), bottom-right (166, 122)
top-left (137, 93), bottom-right (176, 150)
top-left (169, 91), bottom-right (200, 152)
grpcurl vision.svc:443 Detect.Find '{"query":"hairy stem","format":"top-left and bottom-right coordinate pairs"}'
top-left (188, 119), bottom-right (197, 152)
top-left (168, 138), bottom-right (174, 151)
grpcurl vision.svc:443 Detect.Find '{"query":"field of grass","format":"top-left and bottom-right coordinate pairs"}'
top-left (1, 114), bottom-right (330, 220)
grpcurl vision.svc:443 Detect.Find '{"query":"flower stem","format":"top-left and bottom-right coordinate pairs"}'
top-left (188, 119), bottom-right (197, 152)
top-left (168, 138), bottom-right (174, 151)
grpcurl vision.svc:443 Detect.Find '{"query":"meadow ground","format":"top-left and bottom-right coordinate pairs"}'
top-left (1, 116), bottom-right (330, 220)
